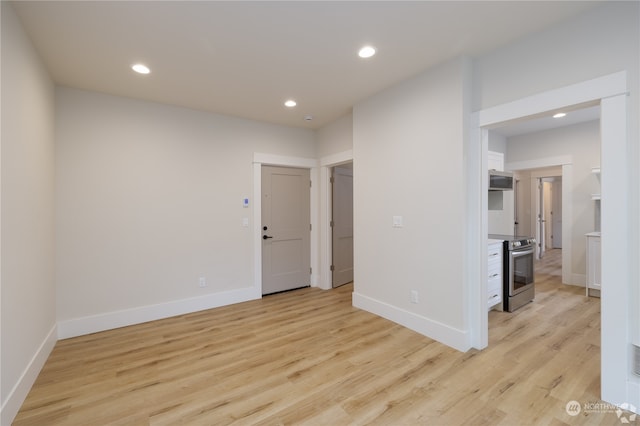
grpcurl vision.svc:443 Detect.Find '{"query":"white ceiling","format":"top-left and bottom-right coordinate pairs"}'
top-left (12, 1), bottom-right (603, 129)
top-left (492, 105), bottom-right (601, 138)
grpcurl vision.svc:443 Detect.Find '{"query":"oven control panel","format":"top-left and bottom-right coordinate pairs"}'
top-left (508, 238), bottom-right (536, 250)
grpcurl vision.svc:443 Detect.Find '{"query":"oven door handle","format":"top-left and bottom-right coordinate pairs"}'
top-left (512, 247), bottom-right (535, 257)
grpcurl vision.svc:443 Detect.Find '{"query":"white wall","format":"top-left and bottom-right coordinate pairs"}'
top-left (55, 88), bottom-right (316, 336)
top-left (507, 120), bottom-right (600, 283)
top-left (352, 57), bottom-right (471, 351)
top-left (1, 3), bottom-right (57, 423)
top-left (488, 132), bottom-right (507, 153)
top-left (316, 112), bottom-right (353, 159)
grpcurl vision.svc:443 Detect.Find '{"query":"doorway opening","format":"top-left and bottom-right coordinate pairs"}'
top-left (537, 175), bottom-right (562, 257)
top-left (331, 163), bottom-right (353, 288)
top-left (470, 71), bottom-right (629, 405)
top-left (532, 173), bottom-right (564, 281)
top-left (514, 167), bottom-right (567, 276)
top-left (318, 150), bottom-right (354, 291)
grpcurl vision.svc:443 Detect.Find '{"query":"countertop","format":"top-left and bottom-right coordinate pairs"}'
top-left (488, 238), bottom-right (503, 245)
top-left (585, 231), bottom-right (601, 237)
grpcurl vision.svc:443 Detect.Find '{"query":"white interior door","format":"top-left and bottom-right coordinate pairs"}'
top-left (536, 178), bottom-right (546, 259)
top-left (544, 181), bottom-right (553, 249)
top-left (332, 165), bottom-right (353, 287)
top-left (261, 166), bottom-right (310, 295)
top-left (551, 179), bottom-right (563, 248)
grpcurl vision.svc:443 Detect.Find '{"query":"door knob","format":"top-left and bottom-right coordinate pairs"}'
top-left (263, 226), bottom-right (268, 231)
top-left (263, 235), bottom-right (273, 240)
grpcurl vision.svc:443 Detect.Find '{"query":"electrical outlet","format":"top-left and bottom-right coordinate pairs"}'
top-left (410, 290), bottom-right (419, 304)
top-left (199, 277), bottom-right (206, 288)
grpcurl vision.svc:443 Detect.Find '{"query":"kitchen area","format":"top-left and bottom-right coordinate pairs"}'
top-left (487, 151), bottom-right (536, 313)
top-left (485, 111), bottom-right (602, 315)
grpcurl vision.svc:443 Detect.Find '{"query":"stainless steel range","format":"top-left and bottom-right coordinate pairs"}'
top-left (489, 234), bottom-right (536, 312)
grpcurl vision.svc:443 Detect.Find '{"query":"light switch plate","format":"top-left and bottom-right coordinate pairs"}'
top-left (393, 216), bottom-right (403, 228)
top-left (242, 217), bottom-right (249, 227)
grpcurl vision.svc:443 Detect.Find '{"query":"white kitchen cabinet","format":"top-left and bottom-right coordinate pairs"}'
top-left (488, 151), bottom-right (504, 172)
top-left (488, 240), bottom-right (503, 309)
top-left (586, 232), bottom-right (601, 296)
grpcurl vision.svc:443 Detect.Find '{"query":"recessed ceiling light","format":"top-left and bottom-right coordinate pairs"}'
top-left (131, 64), bottom-right (150, 74)
top-left (553, 112), bottom-right (567, 118)
top-left (358, 46), bottom-right (376, 59)
top-left (284, 100), bottom-right (297, 108)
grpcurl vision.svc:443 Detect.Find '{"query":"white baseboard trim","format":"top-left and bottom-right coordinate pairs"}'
top-left (628, 378), bottom-right (640, 415)
top-left (58, 286), bottom-right (261, 339)
top-left (352, 291), bottom-right (470, 352)
top-left (1, 324), bottom-right (57, 426)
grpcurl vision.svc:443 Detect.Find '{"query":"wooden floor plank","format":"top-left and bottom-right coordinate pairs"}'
top-left (14, 249), bottom-right (627, 425)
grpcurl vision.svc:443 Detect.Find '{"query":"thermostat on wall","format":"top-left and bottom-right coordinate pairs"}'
top-left (243, 197), bottom-right (249, 208)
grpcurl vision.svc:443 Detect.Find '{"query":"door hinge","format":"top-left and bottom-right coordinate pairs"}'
top-left (310, 223), bottom-right (312, 231)
top-left (310, 267), bottom-right (312, 274)
top-left (310, 180), bottom-right (312, 188)
top-left (330, 220), bottom-right (334, 228)
top-left (330, 265), bottom-right (335, 271)
top-left (330, 176), bottom-right (334, 184)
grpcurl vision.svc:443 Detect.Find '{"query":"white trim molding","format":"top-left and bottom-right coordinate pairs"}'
top-left (353, 291), bottom-right (470, 352)
top-left (505, 155), bottom-right (572, 171)
top-left (320, 149), bottom-right (353, 167)
top-left (629, 377), bottom-right (640, 415)
top-left (478, 71), bottom-right (627, 127)
top-left (599, 92), bottom-right (629, 405)
top-left (58, 287), bottom-right (260, 339)
top-left (1, 325), bottom-right (57, 426)
top-left (253, 152), bottom-right (317, 169)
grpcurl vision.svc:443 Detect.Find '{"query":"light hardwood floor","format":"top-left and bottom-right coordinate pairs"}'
top-left (536, 248), bottom-right (563, 277)
top-left (15, 254), bottom-right (617, 425)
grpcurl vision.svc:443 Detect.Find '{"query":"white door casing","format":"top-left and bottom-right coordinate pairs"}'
top-left (544, 181), bottom-right (553, 249)
top-left (261, 165), bottom-right (311, 295)
top-left (552, 179), bottom-right (563, 248)
top-left (537, 178), bottom-right (546, 258)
